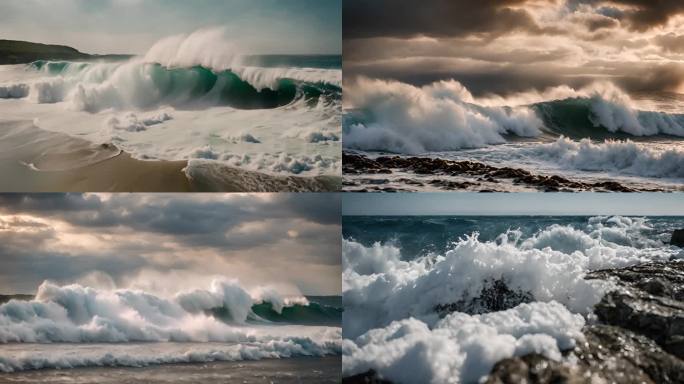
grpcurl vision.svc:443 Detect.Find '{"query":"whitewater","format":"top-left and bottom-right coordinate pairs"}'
top-left (341, 215), bottom-right (684, 383)
top-left (0, 29), bottom-right (342, 185)
top-left (0, 278), bottom-right (342, 373)
top-left (343, 78), bottom-right (684, 191)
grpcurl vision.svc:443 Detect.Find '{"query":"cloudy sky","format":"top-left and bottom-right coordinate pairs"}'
top-left (343, 193), bottom-right (684, 216)
top-left (344, 0), bottom-right (684, 95)
top-left (0, 193), bottom-right (341, 296)
top-left (0, 0), bottom-right (341, 55)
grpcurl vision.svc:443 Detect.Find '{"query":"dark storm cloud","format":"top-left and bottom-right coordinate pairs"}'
top-left (0, 194), bottom-right (341, 294)
top-left (599, 0), bottom-right (684, 31)
top-left (344, 0), bottom-right (548, 39)
top-left (343, 0), bottom-right (684, 94)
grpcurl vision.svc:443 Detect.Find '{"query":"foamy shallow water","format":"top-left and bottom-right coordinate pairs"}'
top-left (0, 354), bottom-right (341, 384)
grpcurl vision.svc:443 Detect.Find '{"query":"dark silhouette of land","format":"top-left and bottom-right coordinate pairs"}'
top-left (0, 39), bottom-right (130, 64)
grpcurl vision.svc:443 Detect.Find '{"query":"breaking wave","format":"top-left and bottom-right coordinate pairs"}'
top-left (342, 216), bottom-right (681, 383)
top-left (342, 79), bottom-right (684, 155)
top-left (0, 29), bottom-right (340, 112)
top-left (0, 60), bottom-right (341, 112)
top-left (529, 137), bottom-right (684, 179)
top-left (0, 279), bottom-right (339, 343)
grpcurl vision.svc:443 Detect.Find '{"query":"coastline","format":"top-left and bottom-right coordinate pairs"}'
top-left (0, 122), bottom-right (341, 192)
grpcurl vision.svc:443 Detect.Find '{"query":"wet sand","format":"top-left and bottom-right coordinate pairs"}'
top-left (0, 121), bottom-right (340, 192)
top-left (0, 356), bottom-right (341, 384)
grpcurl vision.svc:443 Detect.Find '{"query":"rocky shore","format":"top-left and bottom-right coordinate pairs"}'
top-left (487, 260), bottom-right (684, 384)
top-left (343, 152), bottom-right (663, 192)
top-left (344, 258), bottom-right (684, 384)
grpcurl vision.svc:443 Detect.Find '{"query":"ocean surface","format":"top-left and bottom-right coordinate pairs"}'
top-left (342, 215), bottom-right (684, 383)
top-left (0, 31), bottom-right (341, 189)
top-left (343, 79), bottom-right (684, 191)
top-left (0, 280), bottom-right (342, 380)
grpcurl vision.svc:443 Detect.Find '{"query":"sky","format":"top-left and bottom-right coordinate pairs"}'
top-left (344, 0), bottom-right (684, 95)
top-left (343, 193), bottom-right (684, 216)
top-left (0, 193), bottom-right (341, 295)
top-left (0, 0), bottom-right (341, 55)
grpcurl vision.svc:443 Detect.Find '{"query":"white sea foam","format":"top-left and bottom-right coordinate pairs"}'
top-left (342, 216), bottom-right (678, 383)
top-left (0, 338), bottom-right (340, 373)
top-left (343, 77), bottom-right (543, 154)
top-left (342, 301), bottom-right (584, 384)
top-left (0, 279), bottom-right (325, 344)
top-left (531, 137), bottom-right (684, 178)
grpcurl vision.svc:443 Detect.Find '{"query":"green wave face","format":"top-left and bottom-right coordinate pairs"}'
top-left (208, 302), bottom-right (342, 326)
top-left (27, 60), bottom-right (341, 110)
top-left (532, 97), bottom-right (684, 139)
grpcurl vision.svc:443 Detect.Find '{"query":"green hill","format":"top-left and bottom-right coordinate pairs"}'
top-left (0, 39), bottom-right (131, 64)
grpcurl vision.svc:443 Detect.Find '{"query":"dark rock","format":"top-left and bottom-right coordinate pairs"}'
top-left (485, 353), bottom-right (576, 384)
top-left (343, 370), bottom-right (393, 384)
top-left (485, 325), bottom-right (684, 384)
top-left (587, 261), bottom-right (684, 358)
top-left (671, 229), bottom-right (684, 247)
top-left (435, 279), bottom-right (534, 317)
top-left (343, 152), bottom-right (655, 192)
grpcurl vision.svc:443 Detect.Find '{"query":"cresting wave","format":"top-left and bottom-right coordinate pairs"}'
top-left (342, 78), bottom-right (684, 154)
top-left (0, 28), bottom-right (341, 112)
top-left (342, 216), bottom-right (682, 383)
top-left (0, 279), bottom-right (341, 344)
top-left (0, 60), bottom-right (341, 112)
top-left (529, 137), bottom-right (684, 179)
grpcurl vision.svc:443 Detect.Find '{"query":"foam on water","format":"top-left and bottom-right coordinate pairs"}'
top-left (0, 279), bottom-right (340, 344)
top-left (0, 29), bottom-right (341, 178)
top-left (342, 216), bottom-right (682, 383)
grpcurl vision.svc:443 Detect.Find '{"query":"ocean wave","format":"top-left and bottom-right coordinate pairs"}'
top-left (342, 216), bottom-right (679, 383)
top-left (0, 337), bottom-right (341, 373)
top-left (1, 60), bottom-right (340, 112)
top-left (342, 79), bottom-right (684, 156)
top-left (0, 279), bottom-right (338, 343)
top-left (342, 77), bottom-right (543, 154)
top-left (530, 137), bottom-right (684, 178)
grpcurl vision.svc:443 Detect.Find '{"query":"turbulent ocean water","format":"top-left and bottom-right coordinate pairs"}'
top-left (343, 79), bottom-right (684, 191)
top-left (342, 215), bottom-right (684, 383)
top-left (0, 30), bottom-right (341, 189)
top-left (0, 279), bottom-right (342, 380)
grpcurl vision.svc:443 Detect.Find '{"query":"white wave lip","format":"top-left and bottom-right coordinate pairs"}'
top-left (343, 77), bottom-right (543, 154)
top-left (0, 279), bottom-right (335, 344)
top-left (342, 216), bottom-right (678, 383)
top-left (532, 137), bottom-right (684, 179)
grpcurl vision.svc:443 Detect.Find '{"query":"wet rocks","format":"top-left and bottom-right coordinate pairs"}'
top-left (343, 370), bottom-right (393, 384)
top-left (487, 260), bottom-right (684, 384)
top-left (486, 325), bottom-right (684, 384)
top-left (671, 229), bottom-right (684, 247)
top-left (435, 279), bottom-right (534, 317)
top-left (343, 152), bottom-right (648, 192)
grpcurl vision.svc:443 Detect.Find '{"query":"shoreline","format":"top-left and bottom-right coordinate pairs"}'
top-left (0, 122), bottom-right (340, 192)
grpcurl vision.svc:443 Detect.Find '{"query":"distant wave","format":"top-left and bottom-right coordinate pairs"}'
top-left (533, 97), bottom-right (684, 138)
top-left (0, 339), bottom-right (341, 373)
top-left (342, 78), bottom-right (684, 154)
top-left (0, 279), bottom-right (339, 343)
top-left (529, 137), bottom-right (684, 179)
